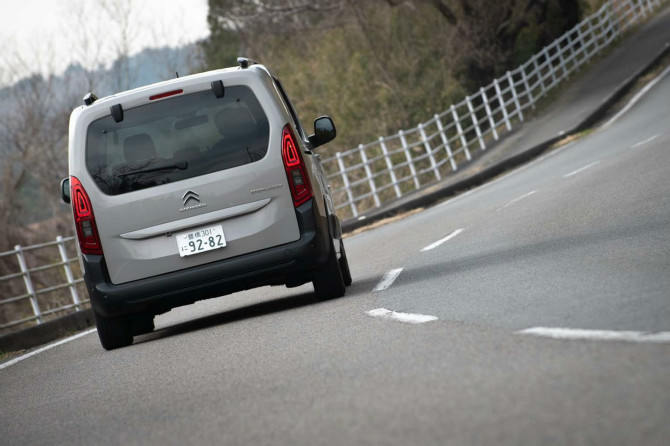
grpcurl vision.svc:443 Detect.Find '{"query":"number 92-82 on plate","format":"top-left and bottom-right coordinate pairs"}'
top-left (176, 225), bottom-right (226, 257)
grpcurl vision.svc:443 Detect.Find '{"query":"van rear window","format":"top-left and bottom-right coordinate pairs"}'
top-left (85, 85), bottom-right (269, 195)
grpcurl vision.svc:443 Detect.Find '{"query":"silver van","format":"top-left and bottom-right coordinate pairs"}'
top-left (61, 58), bottom-right (352, 350)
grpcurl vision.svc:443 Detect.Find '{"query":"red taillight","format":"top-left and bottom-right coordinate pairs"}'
top-left (281, 124), bottom-right (312, 207)
top-left (149, 89), bottom-right (183, 100)
top-left (70, 176), bottom-right (103, 255)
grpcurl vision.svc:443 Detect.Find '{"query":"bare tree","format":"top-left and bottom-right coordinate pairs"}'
top-left (148, 4), bottom-right (206, 80)
top-left (0, 37), bottom-right (79, 251)
top-left (63, 0), bottom-right (109, 93)
top-left (101, 0), bottom-right (142, 92)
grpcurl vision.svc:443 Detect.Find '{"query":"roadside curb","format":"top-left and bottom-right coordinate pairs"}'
top-left (0, 309), bottom-right (94, 353)
top-left (341, 41), bottom-right (670, 235)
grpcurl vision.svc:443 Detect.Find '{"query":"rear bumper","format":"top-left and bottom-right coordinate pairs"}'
top-left (83, 199), bottom-right (330, 317)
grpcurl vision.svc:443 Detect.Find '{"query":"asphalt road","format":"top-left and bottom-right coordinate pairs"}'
top-left (2, 66), bottom-right (670, 445)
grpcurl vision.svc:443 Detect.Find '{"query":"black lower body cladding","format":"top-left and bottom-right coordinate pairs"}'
top-left (83, 199), bottom-right (330, 318)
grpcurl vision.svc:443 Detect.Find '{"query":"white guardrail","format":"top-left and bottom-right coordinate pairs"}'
top-left (0, 0), bottom-right (665, 334)
top-left (0, 237), bottom-right (87, 333)
top-left (321, 0), bottom-right (665, 219)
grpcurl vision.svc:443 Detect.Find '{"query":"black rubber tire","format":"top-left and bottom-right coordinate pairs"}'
top-left (338, 239), bottom-right (353, 287)
top-left (312, 239), bottom-right (346, 300)
top-left (93, 309), bottom-right (133, 350)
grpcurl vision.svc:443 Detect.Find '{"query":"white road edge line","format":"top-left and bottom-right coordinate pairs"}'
top-left (366, 308), bottom-right (438, 324)
top-left (563, 160), bottom-right (600, 178)
top-left (602, 63), bottom-right (670, 129)
top-left (631, 134), bottom-right (660, 148)
top-left (373, 268), bottom-right (404, 291)
top-left (517, 327), bottom-right (670, 343)
top-left (497, 190), bottom-right (537, 211)
top-left (0, 328), bottom-right (98, 370)
top-left (421, 228), bottom-right (464, 252)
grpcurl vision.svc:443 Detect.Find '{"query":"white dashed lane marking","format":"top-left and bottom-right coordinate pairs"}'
top-left (373, 268), bottom-right (404, 291)
top-left (517, 327), bottom-right (670, 343)
top-left (563, 160), bottom-right (600, 178)
top-left (497, 190), bottom-right (537, 211)
top-left (420, 228), bottom-right (464, 252)
top-left (631, 134), bottom-right (660, 148)
top-left (436, 143), bottom-right (570, 210)
top-left (366, 308), bottom-right (438, 324)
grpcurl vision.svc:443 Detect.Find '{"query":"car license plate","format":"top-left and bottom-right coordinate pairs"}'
top-left (176, 225), bottom-right (226, 257)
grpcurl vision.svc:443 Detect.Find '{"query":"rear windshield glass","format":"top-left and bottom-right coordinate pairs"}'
top-left (86, 85), bottom-right (269, 195)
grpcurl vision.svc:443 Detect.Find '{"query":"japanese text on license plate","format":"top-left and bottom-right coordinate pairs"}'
top-left (176, 225), bottom-right (226, 257)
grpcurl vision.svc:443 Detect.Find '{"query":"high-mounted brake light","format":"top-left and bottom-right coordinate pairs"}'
top-left (281, 124), bottom-right (312, 207)
top-left (149, 89), bottom-right (183, 101)
top-left (70, 176), bottom-right (103, 255)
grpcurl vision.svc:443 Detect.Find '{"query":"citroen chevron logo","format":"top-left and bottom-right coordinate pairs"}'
top-left (182, 190), bottom-right (200, 206)
top-left (179, 190), bottom-right (207, 212)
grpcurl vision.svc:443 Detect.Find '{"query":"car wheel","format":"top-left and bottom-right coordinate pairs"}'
top-left (312, 239), bottom-right (346, 300)
top-left (93, 309), bottom-right (133, 350)
top-left (338, 239), bottom-right (352, 287)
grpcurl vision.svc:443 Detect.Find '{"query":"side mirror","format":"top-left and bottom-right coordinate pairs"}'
top-left (61, 177), bottom-right (71, 204)
top-left (308, 116), bottom-right (336, 148)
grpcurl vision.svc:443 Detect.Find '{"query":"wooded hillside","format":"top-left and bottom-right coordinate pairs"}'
top-left (204, 0), bottom-right (582, 150)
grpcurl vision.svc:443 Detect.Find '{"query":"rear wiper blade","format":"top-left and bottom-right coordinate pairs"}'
top-left (117, 161), bottom-right (188, 177)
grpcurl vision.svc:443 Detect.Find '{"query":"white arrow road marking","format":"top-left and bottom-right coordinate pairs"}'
top-left (563, 160), bottom-right (600, 178)
top-left (421, 228), bottom-right (464, 252)
top-left (517, 327), bottom-right (670, 343)
top-left (373, 268), bottom-right (403, 291)
top-left (631, 134), bottom-right (660, 148)
top-left (497, 190), bottom-right (537, 211)
top-left (0, 328), bottom-right (97, 370)
top-left (366, 308), bottom-right (438, 324)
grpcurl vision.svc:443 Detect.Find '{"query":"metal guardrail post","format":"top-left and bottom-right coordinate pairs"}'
top-left (532, 55), bottom-right (546, 97)
top-left (465, 96), bottom-right (485, 150)
top-left (576, 23), bottom-right (588, 63)
top-left (493, 79), bottom-right (512, 132)
top-left (557, 41), bottom-right (568, 80)
top-left (479, 88), bottom-right (498, 141)
top-left (335, 152), bottom-right (358, 217)
top-left (599, 6), bottom-right (610, 45)
top-left (607, 2), bottom-right (621, 39)
top-left (15, 245), bottom-right (42, 324)
top-left (418, 123), bottom-right (441, 181)
top-left (434, 114), bottom-right (458, 171)
top-left (645, 0), bottom-right (657, 17)
top-left (358, 144), bottom-right (381, 207)
top-left (379, 137), bottom-right (402, 198)
top-left (56, 236), bottom-right (81, 311)
top-left (520, 66), bottom-right (535, 110)
top-left (638, 0), bottom-right (648, 19)
top-left (544, 47), bottom-right (558, 86)
top-left (608, 2), bottom-right (619, 39)
top-left (630, 0), bottom-right (641, 27)
top-left (506, 71), bottom-right (524, 122)
top-left (398, 130), bottom-right (420, 190)
top-left (450, 105), bottom-right (471, 160)
top-left (587, 18), bottom-right (601, 53)
top-left (566, 29), bottom-right (577, 72)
